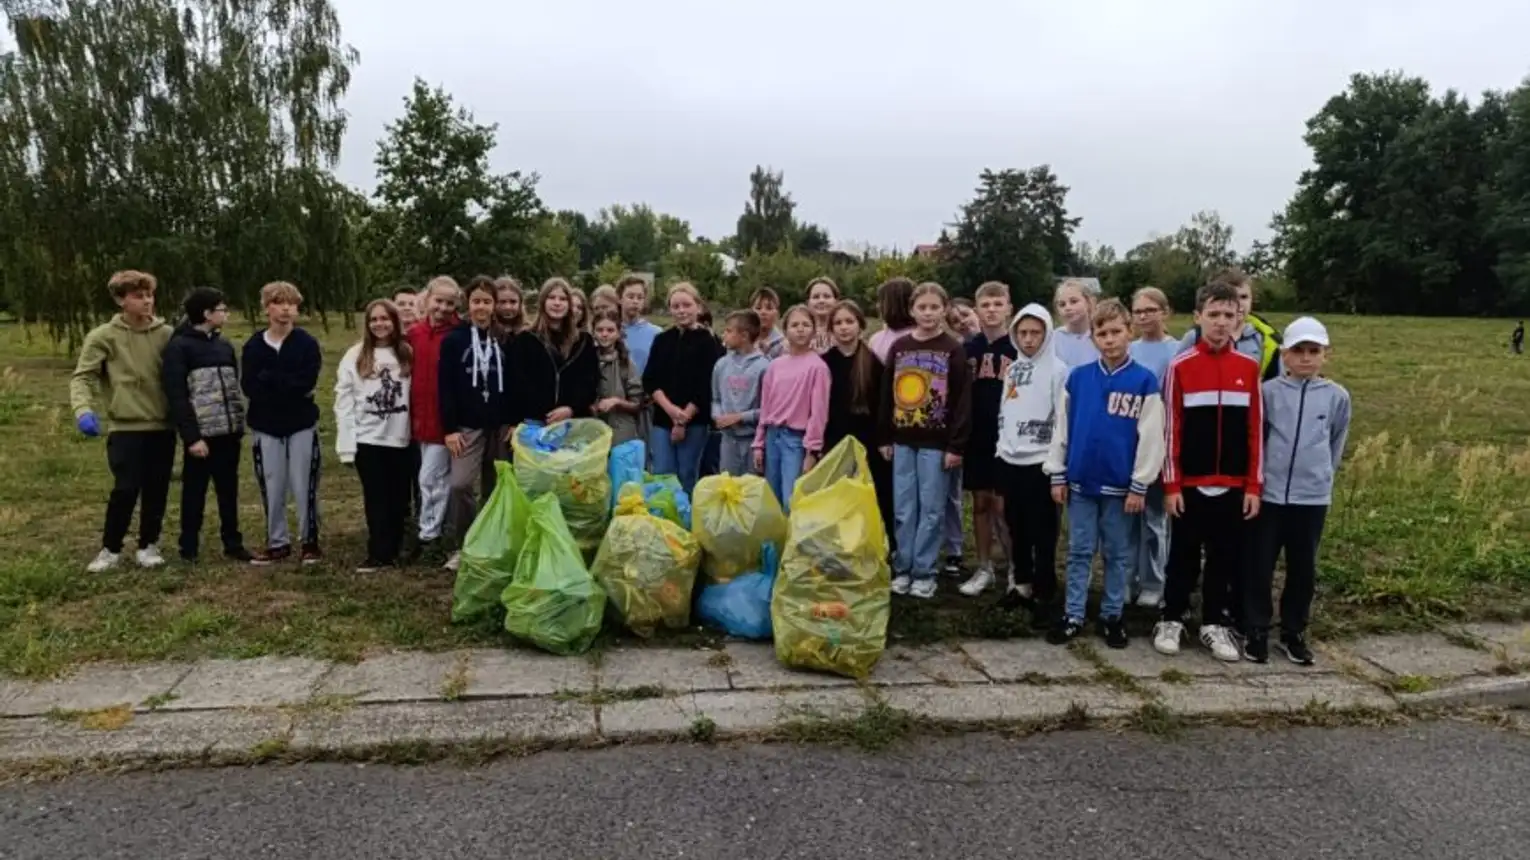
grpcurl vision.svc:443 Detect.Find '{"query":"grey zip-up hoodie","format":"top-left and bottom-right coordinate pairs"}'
top-left (1261, 375), bottom-right (1352, 506)
top-left (710, 349), bottom-right (770, 437)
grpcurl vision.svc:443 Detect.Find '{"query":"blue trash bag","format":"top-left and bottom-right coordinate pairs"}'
top-left (609, 439), bottom-right (646, 510)
top-left (697, 542), bottom-right (779, 639)
top-left (614, 474), bottom-right (692, 530)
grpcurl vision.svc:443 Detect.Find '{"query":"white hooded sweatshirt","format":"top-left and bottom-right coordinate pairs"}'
top-left (995, 303), bottom-right (1066, 467)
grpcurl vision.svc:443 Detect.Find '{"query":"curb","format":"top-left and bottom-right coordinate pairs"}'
top-left (1395, 675), bottom-right (1530, 710)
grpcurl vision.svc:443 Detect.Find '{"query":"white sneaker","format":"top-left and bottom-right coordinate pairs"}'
top-left (891, 574), bottom-right (912, 595)
top-left (1136, 589), bottom-right (1163, 609)
top-left (1152, 620), bottom-right (1184, 656)
top-left (135, 545), bottom-right (166, 569)
top-left (1200, 624), bottom-right (1242, 662)
top-left (958, 565), bottom-right (994, 597)
top-left (910, 577), bottom-right (938, 599)
top-left (444, 551), bottom-right (461, 572)
top-left (86, 549), bottom-right (121, 573)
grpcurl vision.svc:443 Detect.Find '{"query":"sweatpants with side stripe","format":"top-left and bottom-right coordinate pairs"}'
top-left (252, 427), bottom-right (321, 550)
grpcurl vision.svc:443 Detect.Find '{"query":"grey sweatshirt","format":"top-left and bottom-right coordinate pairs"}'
top-left (710, 349), bottom-right (770, 437)
top-left (1261, 375), bottom-right (1351, 506)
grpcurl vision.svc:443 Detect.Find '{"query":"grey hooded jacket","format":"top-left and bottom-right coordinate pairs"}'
top-left (1261, 375), bottom-right (1352, 506)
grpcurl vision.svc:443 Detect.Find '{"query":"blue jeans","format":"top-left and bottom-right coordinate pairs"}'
top-left (893, 445), bottom-right (950, 580)
top-left (1132, 484), bottom-right (1168, 596)
top-left (763, 426), bottom-right (806, 513)
top-left (649, 424), bottom-right (709, 497)
top-left (944, 466), bottom-right (964, 557)
top-left (1064, 492), bottom-right (1133, 622)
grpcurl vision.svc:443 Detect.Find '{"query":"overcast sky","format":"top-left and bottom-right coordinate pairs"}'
top-left (331, 0), bottom-right (1530, 254)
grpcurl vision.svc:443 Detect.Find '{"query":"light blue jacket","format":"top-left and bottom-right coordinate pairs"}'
top-left (1261, 375), bottom-right (1351, 506)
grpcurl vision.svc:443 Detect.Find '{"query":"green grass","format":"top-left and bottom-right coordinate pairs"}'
top-left (1, 313), bottom-right (1528, 677)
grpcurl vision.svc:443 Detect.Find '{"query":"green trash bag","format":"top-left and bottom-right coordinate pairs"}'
top-left (452, 462), bottom-right (530, 623)
top-left (591, 493), bottom-right (702, 637)
top-left (513, 419), bottom-right (613, 557)
top-left (501, 495), bottom-right (607, 655)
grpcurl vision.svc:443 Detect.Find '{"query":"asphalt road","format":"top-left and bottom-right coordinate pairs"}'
top-left (4, 722), bottom-right (1529, 860)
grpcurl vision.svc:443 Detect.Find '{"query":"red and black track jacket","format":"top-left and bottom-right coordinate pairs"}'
top-left (1162, 339), bottom-right (1263, 496)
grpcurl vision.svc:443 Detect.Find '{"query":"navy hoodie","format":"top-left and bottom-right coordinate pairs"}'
top-left (241, 327), bottom-right (321, 437)
top-left (438, 322), bottom-right (513, 431)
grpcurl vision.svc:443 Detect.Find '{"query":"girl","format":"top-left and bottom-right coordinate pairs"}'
top-left (948, 298), bottom-right (981, 338)
top-left (752, 305), bottom-right (831, 511)
top-left (591, 308), bottom-right (645, 446)
top-left (869, 276), bottom-right (917, 361)
top-left (507, 277), bottom-right (600, 429)
top-left (1127, 286), bottom-right (1180, 608)
top-left (642, 282), bottom-right (720, 495)
top-left (438, 276), bottom-right (512, 571)
top-left (494, 277), bottom-right (526, 335)
top-left (877, 282), bottom-right (972, 600)
top-left (822, 300), bottom-right (894, 538)
top-left (336, 299), bottom-right (414, 572)
top-left (1052, 279), bottom-right (1100, 367)
top-left (589, 284), bottom-right (620, 320)
top-left (806, 277), bottom-right (841, 353)
top-left (569, 286), bottom-right (590, 332)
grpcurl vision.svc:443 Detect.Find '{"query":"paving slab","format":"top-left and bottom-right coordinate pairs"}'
top-left (1395, 675), bottom-right (1530, 710)
top-left (1459, 623), bottom-right (1530, 664)
top-left (461, 649), bottom-right (596, 699)
top-left (597, 647), bottom-right (731, 694)
top-left (316, 652), bottom-right (461, 704)
top-left (956, 639), bottom-right (1093, 682)
top-left (0, 709), bottom-right (290, 763)
top-left (0, 662), bottom-right (192, 717)
top-left (722, 642), bottom-right (856, 690)
top-left (1143, 674), bottom-right (1396, 717)
top-left (1345, 633), bottom-right (1501, 679)
top-left (883, 684), bottom-right (1137, 724)
top-left (599, 688), bottom-right (868, 739)
top-left (872, 645), bottom-right (990, 686)
top-left (162, 657), bottom-right (331, 711)
top-left (289, 699), bottom-right (596, 750)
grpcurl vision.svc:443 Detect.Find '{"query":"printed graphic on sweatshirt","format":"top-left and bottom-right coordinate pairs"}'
top-left (998, 361), bottom-right (1053, 445)
top-left (891, 349), bottom-right (951, 430)
top-left (970, 351), bottom-right (1013, 382)
top-left (1107, 391), bottom-right (1146, 419)
top-left (364, 367), bottom-right (407, 419)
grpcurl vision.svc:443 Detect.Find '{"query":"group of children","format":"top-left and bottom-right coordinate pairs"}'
top-left (70, 265), bottom-right (1349, 666)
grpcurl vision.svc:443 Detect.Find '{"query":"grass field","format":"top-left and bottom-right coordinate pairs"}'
top-left (1, 312), bottom-right (1528, 677)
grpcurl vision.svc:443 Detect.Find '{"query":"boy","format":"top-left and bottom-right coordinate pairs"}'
top-left (162, 287), bottom-right (252, 563)
top-left (712, 310), bottom-right (769, 475)
top-left (1156, 281), bottom-right (1264, 661)
top-left (407, 276), bottom-right (461, 560)
top-left (393, 287), bottom-right (419, 329)
top-left (1513, 321), bottom-right (1524, 356)
top-left (1245, 317), bottom-right (1350, 664)
top-left (957, 281), bottom-right (1017, 596)
top-left (619, 275), bottom-right (664, 373)
top-left (751, 287), bottom-right (785, 359)
top-left (1043, 299), bottom-right (1164, 647)
top-left (242, 281), bottom-right (324, 565)
top-left (1178, 267), bottom-right (1281, 381)
top-left (70, 270), bottom-right (175, 572)
top-left (995, 302), bottom-right (1066, 629)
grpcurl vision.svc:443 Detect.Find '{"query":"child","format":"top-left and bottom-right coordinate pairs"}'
top-left (751, 287), bottom-right (785, 359)
top-left (590, 284), bottom-right (620, 320)
top-left (619, 275), bottom-right (664, 374)
top-left (1043, 299), bottom-right (1164, 647)
top-left (569, 286), bottom-right (589, 332)
top-left (823, 300), bottom-right (893, 538)
top-left (71, 270), bottom-right (175, 572)
top-left (995, 303), bottom-right (1065, 628)
top-left (878, 282), bottom-right (972, 599)
top-left (162, 286), bottom-right (251, 564)
top-left (493, 277), bottom-right (526, 336)
top-left (712, 310), bottom-right (769, 475)
top-left (948, 298), bottom-right (981, 339)
top-left (941, 297), bottom-right (983, 576)
top-left (336, 299), bottom-right (414, 572)
top-left (591, 308), bottom-right (646, 445)
top-left (506, 277), bottom-right (600, 427)
top-left (642, 282), bottom-right (719, 495)
top-left (1155, 280), bottom-right (1264, 662)
top-left (1052, 279), bottom-right (1099, 368)
top-left (1514, 321), bottom-right (1525, 356)
top-left (1127, 286), bottom-right (1180, 608)
top-left (752, 305), bottom-right (831, 509)
top-left (439, 276), bottom-right (514, 571)
top-left (393, 287), bottom-right (419, 330)
top-left (1245, 317), bottom-right (1350, 665)
top-left (1179, 268), bottom-right (1281, 381)
top-left (806, 277), bottom-right (841, 353)
top-left (957, 282), bottom-right (1017, 596)
top-left (407, 276), bottom-right (461, 560)
top-left (868, 277), bottom-right (916, 362)
top-left (242, 281), bottom-right (324, 565)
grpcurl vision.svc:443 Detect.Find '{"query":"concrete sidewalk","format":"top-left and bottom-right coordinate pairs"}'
top-left (3, 623), bottom-right (1528, 768)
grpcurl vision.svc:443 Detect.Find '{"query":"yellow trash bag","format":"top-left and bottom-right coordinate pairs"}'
top-left (771, 438), bottom-right (891, 679)
top-left (513, 419), bottom-right (612, 557)
top-left (590, 493), bottom-right (702, 637)
top-left (692, 474), bottom-right (787, 585)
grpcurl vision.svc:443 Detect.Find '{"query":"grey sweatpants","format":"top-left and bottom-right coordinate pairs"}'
top-left (448, 427), bottom-right (506, 545)
top-left (717, 434), bottom-right (756, 476)
top-left (252, 427), bottom-right (320, 549)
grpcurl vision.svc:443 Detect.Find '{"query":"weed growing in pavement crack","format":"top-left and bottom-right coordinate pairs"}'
top-left (778, 701), bottom-right (917, 752)
top-left (44, 704), bottom-right (134, 731)
top-left (1158, 668), bottom-right (1193, 685)
top-left (557, 685), bottom-right (671, 706)
top-left (1128, 703), bottom-right (1183, 738)
top-left (689, 715), bottom-right (717, 743)
top-left (440, 655), bottom-right (471, 701)
top-left (1383, 674), bottom-right (1436, 694)
top-left (1069, 640), bottom-right (1150, 697)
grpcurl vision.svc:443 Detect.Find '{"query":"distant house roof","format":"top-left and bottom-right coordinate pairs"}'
top-left (913, 243), bottom-right (941, 258)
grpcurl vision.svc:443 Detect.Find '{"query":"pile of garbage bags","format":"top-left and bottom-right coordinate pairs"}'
top-left (514, 419), bottom-right (612, 557)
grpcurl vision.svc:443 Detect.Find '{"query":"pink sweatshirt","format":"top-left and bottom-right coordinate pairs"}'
top-left (752, 350), bottom-right (831, 453)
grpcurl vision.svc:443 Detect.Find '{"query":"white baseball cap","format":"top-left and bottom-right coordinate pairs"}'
top-left (1283, 316), bottom-right (1330, 348)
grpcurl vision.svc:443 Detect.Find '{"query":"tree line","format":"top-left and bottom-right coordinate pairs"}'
top-left (3, 2), bottom-right (1528, 348)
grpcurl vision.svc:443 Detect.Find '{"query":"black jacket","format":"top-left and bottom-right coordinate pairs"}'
top-left (642, 326), bottom-right (721, 430)
top-left (241, 327), bottom-right (321, 437)
top-left (438, 322), bottom-right (513, 432)
top-left (506, 330), bottom-right (600, 425)
top-left (163, 322), bottom-right (245, 445)
top-left (822, 343), bottom-right (884, 453)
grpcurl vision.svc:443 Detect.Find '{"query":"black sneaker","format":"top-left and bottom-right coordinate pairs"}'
top-left (1245, 633), bottom-right (1270, 664)
top-left (224, 546), bottom-right (254, 563)
top-left (300, 543), bottom-right (323, 566)
top-left (943, 555), bottom-right (965, 578)
top-left (997, 586), bottom-right (1032, 612)
top-left (1101, 616), bottom-right (1129, 650)
top-left (1278, 632), bottom-right (1315, 666)
top-left (251, 545), bottom-right (292, 566)
top-left (1046, 617), bottom-right (1085, 646)
top-left (356, 557), bottom-right (387, 574)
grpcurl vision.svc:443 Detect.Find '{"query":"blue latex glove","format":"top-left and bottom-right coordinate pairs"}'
top-left (76, 411), bottom-right (101, 437)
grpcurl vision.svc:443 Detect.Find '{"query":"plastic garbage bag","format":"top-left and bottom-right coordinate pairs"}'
top-left (608, 439), bottom-right (646, 510)
top-left (514, 419), bottom-right (612, 556)
top-left (614, 473), bottom-right (691, 530)
top-left (590, 492), bottom-right (701, 637)
top-left (771, 438), bottom-right (891, 678)
top-left (501, 495), bottom-right (607, 655)
top-left (697, 541), bottom-right (779, 639)
top-left (692, 474), bottom-right (787, 585)
top-left (452, 462), bottom-right (530, 623)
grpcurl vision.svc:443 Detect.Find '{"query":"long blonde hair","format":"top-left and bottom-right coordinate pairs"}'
top-left (357, 299), bottom-right (413, 379)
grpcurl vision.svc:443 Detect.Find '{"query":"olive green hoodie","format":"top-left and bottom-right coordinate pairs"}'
top-left (70, 314), bottom-right (173, 431)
